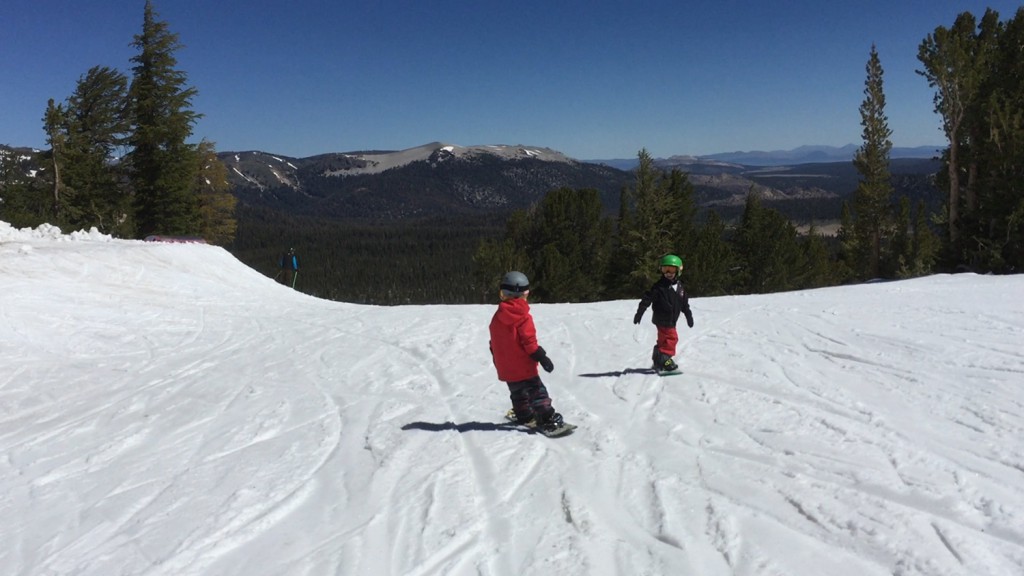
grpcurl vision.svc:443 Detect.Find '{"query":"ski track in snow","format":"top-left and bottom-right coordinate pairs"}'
top-left (1, 234), bottom-right (1023, 575)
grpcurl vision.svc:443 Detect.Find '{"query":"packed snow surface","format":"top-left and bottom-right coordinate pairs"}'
top-left (1, 221), bottom-right (1022, 575)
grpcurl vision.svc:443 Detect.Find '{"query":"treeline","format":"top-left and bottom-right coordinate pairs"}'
top-left (229, 203), bottom-right (504, 304)
top-left (833, 7), bottom-right (1024, 279)
top-left (230, 162), bottom-right (931, 307)
top-left (0, 1), bottom-right (234, 244)
top-left (918, 7), bottom-right (1024, 272)
top-left (472, 153), bottom-right (850, 303)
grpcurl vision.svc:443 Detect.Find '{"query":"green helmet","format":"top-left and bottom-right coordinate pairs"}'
top-left (659, 254), bottom-right (683, 268)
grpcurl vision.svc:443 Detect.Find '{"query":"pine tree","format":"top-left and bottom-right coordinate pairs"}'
top-left (42, 99), bottom-right (69, 224)
top-left (919, 8), bottom-right (1024, 272)
top-left (614, 149), bottom-right (698, 294)
top-left (892, 196), bottom-right (913, 277)
top-left (686, 210), bottom-right (737, 296)
top-left (473, 188), bottom-right (612, 303)
top-left (735, 192), bottom-right (803, 294)
top-left (972, 8), bottom-right (1024, 271)
top-left (604, 185), bottom-right (636, 300)
top-left (911, 200), bottom-right (941, 275)
top-left (128, 0), bottom-right (202, 237)
top-left (665, 168), bottom-right (699, 261)
top-left (798, 226), bottom-right (835, 289)
top-left (473, 236), bottom-right (529, 301)
top-left (0, 148), bottom-right (48, 227)
top-left (61, 66), bottom-right (132, 236)
top-left (531, 188), bottom-right (611, 302)
top-left (852, 44), bottom-right (894, 280)
top-left (835, 201), bottom-right (857, 283)
top-left (917, 11), bottom-right (989, 249)
top-left (194, 139), bottom-right (237, 245)
top-left (619, 149), bottom-right (662, 292)
top-left (473, 208), bottom-right (535, 300)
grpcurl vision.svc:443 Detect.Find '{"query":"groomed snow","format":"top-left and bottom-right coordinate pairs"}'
top-left (1, 221), bottom-right (1022, 575)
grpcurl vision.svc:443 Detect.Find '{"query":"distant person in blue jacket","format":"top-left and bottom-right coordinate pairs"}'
top-left (278, 248), bottom-right (299, 288)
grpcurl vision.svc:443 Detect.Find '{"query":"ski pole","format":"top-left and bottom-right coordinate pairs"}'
top-left (291, 271), bottom-right (298, 289)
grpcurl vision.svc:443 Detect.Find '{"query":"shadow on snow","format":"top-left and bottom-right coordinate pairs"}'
top-left (401, 421), bottom-right (537, 435)
top-left (577, 367), bottom-right (657, 378)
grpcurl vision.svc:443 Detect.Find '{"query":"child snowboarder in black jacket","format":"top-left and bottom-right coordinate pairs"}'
top-left (633, 254), bottom-right (694, 372)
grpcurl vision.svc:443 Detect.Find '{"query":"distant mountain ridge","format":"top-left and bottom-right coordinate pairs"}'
top-left (221, 142), bottom-right (577, 188)
top-left (3, 141), bottom-right (943, 223)
top-left (218, 141), bottom-right (940, 221)
top-left (219, 142), bottom-right (630, 219)
top-left (705, 144), bottom-right (942, 166)
top-left (587, 144), bottom-right (943, 170)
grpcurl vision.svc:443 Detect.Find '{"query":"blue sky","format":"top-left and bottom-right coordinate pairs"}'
top-left (2, 1), bottom-right (1020, 160)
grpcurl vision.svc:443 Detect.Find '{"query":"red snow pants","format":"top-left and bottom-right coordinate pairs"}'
top-left (656, 326), bottom-right (679, 357)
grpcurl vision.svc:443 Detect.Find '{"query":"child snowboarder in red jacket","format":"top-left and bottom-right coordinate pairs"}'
top-left (633, 254), bottom-right (694, 372)
top-left (489, 271), bottom-right (565, 433)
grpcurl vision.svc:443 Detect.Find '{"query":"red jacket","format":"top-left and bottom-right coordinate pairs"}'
top-left (489, 297), bottom-right (540, 382)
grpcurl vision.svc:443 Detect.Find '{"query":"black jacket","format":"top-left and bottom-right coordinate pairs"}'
top-left (636, 276), bottom-right (693, 328)
top-left (280, 253), bottom-right (299, 270)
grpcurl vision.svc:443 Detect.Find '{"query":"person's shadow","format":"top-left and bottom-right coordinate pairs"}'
top-left (578, 367), bottom-right (657, 378)
top-left (402, 421), bottom-right (537, 435)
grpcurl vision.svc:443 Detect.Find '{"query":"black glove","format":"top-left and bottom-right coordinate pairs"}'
top-left (530, 346), bottom-right (554, 373)
top-left (539, 355), bottom-right (554, 373)
top-left (685, 313), bottom-right (694, 328)
top-left (633, 311), bottom-right (644, 325)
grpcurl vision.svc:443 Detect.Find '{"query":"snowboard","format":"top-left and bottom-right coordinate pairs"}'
top-left (505, 410), bottom-right (578, 438)
top-left (637, 366), bottom-right (683, 376)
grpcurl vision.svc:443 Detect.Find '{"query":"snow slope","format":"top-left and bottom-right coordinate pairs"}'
top-left (1, 221), bottom-right (1022, 576)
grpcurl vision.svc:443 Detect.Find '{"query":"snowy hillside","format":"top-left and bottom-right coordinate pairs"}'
top-left (1, 221), bottom-right (1022, 576)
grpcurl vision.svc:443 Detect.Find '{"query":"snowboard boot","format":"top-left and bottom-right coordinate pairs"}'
top-left (536, 411), bottom-right (564, 434)
top-left (660, 357), bottom-right (679, 372)
top-left (506, 408), bottom-right (537, 427)
top-left (653, 350), bottom-right (678, 372)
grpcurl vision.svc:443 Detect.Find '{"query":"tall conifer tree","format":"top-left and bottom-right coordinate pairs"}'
top-left (686, 210), bottom-right (736, 296)
top-left (615, 149), bottom-right (697, 293)
top-left (735, 192), bottom-right (803, 294)
top-left (61, 66), bottom-right (132, 235)
top-left (971, 8), bottom-right (1024, 271)
top-left (852, 45), bottom-right (894, 279)
top-left (917, 12), bottom-right (987, 249)
top-left (42, 99), bottom-right (69, 223)
top-left (194, 140), bottom-right (237, 245)
top-left (918, 8), bottom-right (1024, 271)
top-left (128, 0), bottom-right (202, 237)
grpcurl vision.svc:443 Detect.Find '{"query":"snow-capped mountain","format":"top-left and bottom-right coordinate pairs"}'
top-left (221, 142), bottom-right (578, 189)
top-left (219, 142), bottom-right (629, 219)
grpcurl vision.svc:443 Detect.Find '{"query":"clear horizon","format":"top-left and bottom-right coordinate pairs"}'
top-left (0, 140), bottom-right (946, 162)
top-left (2, 0), bottom-right (1019, 159)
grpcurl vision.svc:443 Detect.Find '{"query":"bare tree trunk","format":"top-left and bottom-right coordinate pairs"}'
top-left (947, 127), bottom-right (961, 244)
top-left (51, 151), bottom-right (62, 220)
top-left (966, 159), bottom-right (978, 214)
